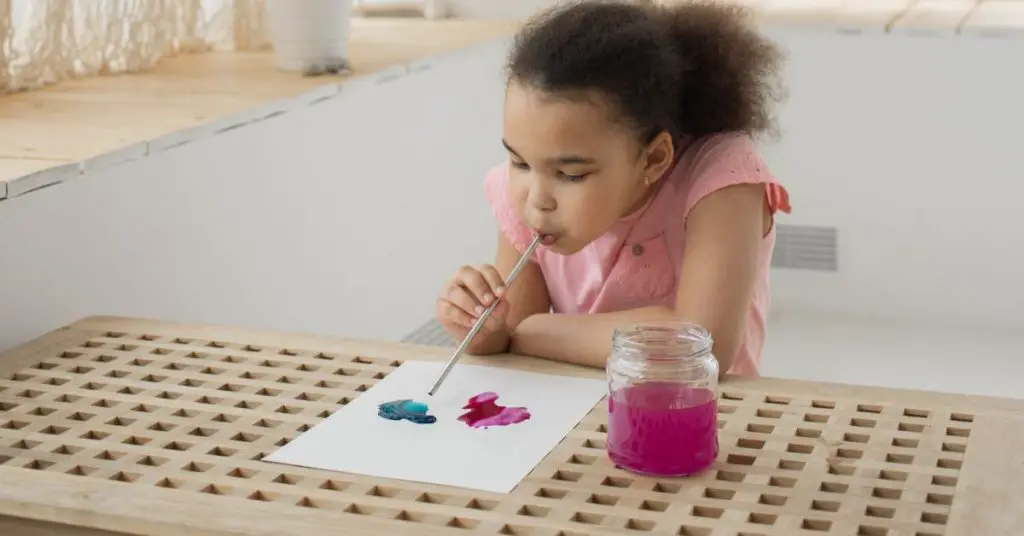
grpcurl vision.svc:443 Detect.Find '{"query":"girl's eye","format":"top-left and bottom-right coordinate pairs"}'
top-left (561, 172), bottom-right (589, 183)
top-left (511, 161), bottom-right (529, 170)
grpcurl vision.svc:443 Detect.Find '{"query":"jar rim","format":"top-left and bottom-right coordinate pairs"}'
top-left (612, 321), bottom-right (712, 360)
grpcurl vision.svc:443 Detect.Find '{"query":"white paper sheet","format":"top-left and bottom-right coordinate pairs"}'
top-left (263, 360), bottom-right (607, 493)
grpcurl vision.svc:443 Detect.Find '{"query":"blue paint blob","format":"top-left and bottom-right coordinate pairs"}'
top-left (377, 399), bottom-right (437, 424)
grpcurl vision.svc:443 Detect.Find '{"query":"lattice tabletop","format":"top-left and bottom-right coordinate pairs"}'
top-left (1, 317), bottom-right (1023, 536)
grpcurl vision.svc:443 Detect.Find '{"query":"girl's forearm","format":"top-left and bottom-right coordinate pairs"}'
top-left (466, 326), bottom-right (511, 355)
top-left (509, 307), bottom-right (680, 368)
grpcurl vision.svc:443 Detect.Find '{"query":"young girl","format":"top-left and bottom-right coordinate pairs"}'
top-left (436, 0), bottom-right (790, 378)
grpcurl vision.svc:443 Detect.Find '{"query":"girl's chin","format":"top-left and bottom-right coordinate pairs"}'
top-left (541, 237), bottom-right (582, 255)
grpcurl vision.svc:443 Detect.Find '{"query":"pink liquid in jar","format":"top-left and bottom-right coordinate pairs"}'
top-left (606, 381), bottom-right (718, 476)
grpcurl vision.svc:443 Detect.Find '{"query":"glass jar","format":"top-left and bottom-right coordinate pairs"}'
top-left (606, 321), bottom-right (720, 477)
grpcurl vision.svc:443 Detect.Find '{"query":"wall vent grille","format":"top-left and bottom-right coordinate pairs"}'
top-left (772, 224), bottom-right (839, 272)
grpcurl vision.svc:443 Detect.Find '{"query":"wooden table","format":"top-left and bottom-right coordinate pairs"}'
top-left (1, 316), bottom-right (1022, 535)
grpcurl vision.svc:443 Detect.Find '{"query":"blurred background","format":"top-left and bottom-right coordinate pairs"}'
top-left (1, 0), bottom-right (1021, 398)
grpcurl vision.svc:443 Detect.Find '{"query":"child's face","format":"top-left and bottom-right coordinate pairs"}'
top-left (502, 80), bottom-right (672, 255)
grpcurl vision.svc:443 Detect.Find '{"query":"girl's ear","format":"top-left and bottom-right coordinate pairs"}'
top-left (642, 131), bottom-right (675, 185)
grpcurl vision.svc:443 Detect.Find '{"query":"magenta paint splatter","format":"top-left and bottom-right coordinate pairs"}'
top-left (457, 392), bottom-right (530, 428)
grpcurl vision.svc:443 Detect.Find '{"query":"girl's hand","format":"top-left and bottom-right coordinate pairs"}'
top-left (436, 265), bottom-right (510, 352)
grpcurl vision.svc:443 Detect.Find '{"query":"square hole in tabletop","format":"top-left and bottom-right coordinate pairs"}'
top-left (601, 476), bottom-right (633, 488)
top-left (856, 404), bottom-right (884, 414)
top-left (778, 460), bottom-right (806, 471)
top-left (844, 432), bottom-right (870, 443)
top-left (891, 437), bottom-right (919, 449)
top-left (137, 455), bottom-right (169, 467)
top-left (39, 425), bottom-right (69, 436)
top-left (52, 445), bottom-right (84, 456)
top-left (148, 421), bottom-right (177, 432)
top-left (768, 476), bottom-right (798, 488)
top-left (758, 494), bottom-right (788, 506)
top-left (691, 505), bottom-right (724, 519)
top-left (585, 493), bottom-right (620, 506)
top-left (884, 453), bottom-right (914, 465)
top-left (94, 450), bottom-right (127, 462)
top-left (736, 438), bottom-right (766, 450)
top-left (746, 423), bottom-right (775, 434)
top-left (0, 401), bottom-right (20, 412)
top-left (516, 504), bottom-right (551, 518)
top-left (865, 505), bottom-right (896, 519)
top-left (716, 470), bottom-right (746, 482)
top-left (235, 400), bottom-right (262, 410)
top-left (851, 418), bottom-right (877, 428)
top-left (872, 487), bottom-right (902, 500)
top-left (106, 417), bottom-right (137, 427)
top-left (811, 499), bottom-right (840, 512)
top-left (726, 454), bottom-right (757, 466)
top-left (786, 443), bottom-right (814, 455)
top-left (182, 461), bottom-right (214, 473)
top-left (24, 459), bottom-right (56, 471)
top-left (66, 465), bottom-right (99, 477)
top-left (801, 519), bottom-right (832, 532)
top-left (163, 441), bottom-right (195, 452)
top-left (703, 487), bottom-right (736, 500)
top-left (897, 422), bottom-right (926, 433)
top-left (755, 409), bottom-right (782, 419)
top-left (208, 446), bottom-right (238, 457)
top-left (747, 512), bottom-right (777, 525)
top-left (819, 481), bottom-right (848, 493)
top-left (625, 518), bottom-right (657, 532)
top-left (570, 512), bottom-right (605, 525)
top-left (122, 436), bottom-right (152, 447)
top-left (651, 481), bottom-right (683, 494)
top-left (11, 439), bottom-right (43, 450)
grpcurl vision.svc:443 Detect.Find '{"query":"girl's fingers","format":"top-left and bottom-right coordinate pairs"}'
top-left (444, 282), bottom-right (485, 317)
top-left (477, 265), bottom-right (507, 298)
top-left (437, 296), bottom-right (476, 329)
top-left (455, 265), bottom-right (498, 307)
top-left (483, 299), bottom-right (509, 332)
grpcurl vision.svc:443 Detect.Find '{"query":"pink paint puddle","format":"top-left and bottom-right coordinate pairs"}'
top-left (607, 382), bottom-right (718, 476)
top-left (457, 392), bottom-right (531, 428)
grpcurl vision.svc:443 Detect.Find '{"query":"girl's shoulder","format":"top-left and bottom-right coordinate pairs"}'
top-left (667, 132), bottom-right (790, 217)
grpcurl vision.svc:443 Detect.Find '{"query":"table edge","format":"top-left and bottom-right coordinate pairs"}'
top-left (3, 314), bottom-right (1022, 416)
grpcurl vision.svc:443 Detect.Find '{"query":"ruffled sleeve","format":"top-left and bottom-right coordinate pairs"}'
top-left (679, 133), bottom-right (791, 218)
top-left (483, 162), bottom-right (539, 257)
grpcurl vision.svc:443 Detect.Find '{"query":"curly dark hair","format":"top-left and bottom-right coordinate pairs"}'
top-left (506, 0), bottom-right (786, 144)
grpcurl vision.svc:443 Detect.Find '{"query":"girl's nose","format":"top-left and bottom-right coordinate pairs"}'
top-left (527, 188), bottom-right (556, 213)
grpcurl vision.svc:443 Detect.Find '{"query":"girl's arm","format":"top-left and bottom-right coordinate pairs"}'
top-left (469, 231), bottom-right (552, 354)
top-left (510, 183), bottom-right (770, 374)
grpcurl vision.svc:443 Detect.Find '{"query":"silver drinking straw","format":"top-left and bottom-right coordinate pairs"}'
top-left (427, 233), bottom-right (544, 396)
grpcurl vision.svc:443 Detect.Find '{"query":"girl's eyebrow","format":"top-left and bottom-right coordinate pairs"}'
top-left (501, 139), bottom-right (596, 165)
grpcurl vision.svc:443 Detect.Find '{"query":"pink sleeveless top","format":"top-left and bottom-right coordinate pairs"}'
top-left (483, 132), bottom-right (791, 376)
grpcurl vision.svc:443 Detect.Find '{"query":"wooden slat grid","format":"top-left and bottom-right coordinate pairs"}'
top-left (0, 327), bottom-right (979, 535)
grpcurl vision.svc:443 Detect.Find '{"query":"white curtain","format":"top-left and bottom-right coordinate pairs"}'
top-left (0, 0), bottom-right (272, 93)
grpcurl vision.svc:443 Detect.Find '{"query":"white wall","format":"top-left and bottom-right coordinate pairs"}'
top-left (0, 40), bottom-right (510, 352)
top-left (763, 29), bottom-right (1024, 334)
top-left (1, 29), bottom-right (1022, 373)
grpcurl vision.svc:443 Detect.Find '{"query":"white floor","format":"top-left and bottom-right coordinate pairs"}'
top-left (762, 311), bottom-right (1024, 400)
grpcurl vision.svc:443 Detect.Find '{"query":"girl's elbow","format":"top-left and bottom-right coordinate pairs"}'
top-left (710, 340), bottom-right (739, 379)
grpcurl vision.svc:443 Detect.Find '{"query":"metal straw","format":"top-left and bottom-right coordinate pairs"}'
top-left (427, 234), bottom-right (544, 396)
